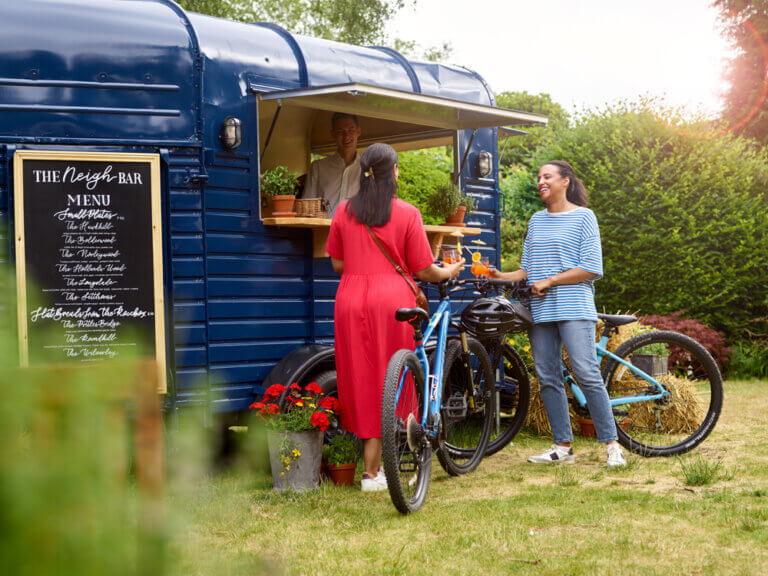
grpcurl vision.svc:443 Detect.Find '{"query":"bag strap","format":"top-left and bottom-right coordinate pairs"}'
top-left (365, 224), bottom-right (420, 297)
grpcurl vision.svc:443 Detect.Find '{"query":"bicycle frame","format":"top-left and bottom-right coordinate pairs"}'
top-left (393, 297), bottom-right (456, 440)
top-left (564, 333), bottom-right (671, 408)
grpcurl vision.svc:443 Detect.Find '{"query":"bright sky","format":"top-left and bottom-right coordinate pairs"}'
top-left (387, 0), bottom-right (734, 115)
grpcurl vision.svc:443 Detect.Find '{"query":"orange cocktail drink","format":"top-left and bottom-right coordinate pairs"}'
top-left (442, 247), bottom-right (458, 264)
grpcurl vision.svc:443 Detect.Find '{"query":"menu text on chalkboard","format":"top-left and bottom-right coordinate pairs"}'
top-left (13, 150), bottom-right (166, 392)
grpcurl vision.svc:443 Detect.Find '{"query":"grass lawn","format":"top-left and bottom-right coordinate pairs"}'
top-left (171, 381), bottom-right (768, 576)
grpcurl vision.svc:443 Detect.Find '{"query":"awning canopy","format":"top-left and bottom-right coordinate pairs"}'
top-left (256, 83), bottom-right (547, 154)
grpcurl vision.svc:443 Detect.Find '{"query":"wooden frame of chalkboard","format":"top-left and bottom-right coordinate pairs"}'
top-left (13, 150), bottom-right (167, 393)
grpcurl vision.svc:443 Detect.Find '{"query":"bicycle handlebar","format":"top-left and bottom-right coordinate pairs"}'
top-left (429, 277), bottom-right (533, 299)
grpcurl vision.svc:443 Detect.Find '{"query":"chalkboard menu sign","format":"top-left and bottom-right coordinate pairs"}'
top-left (13, 151), bottom-right (166, 392)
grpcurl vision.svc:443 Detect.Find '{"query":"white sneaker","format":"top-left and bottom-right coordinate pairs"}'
top-left (361, 471), bottom-right (387, 492)
top-left (377, 467), bottom-right (417, 488)
top-left (606, 443), bottom-right (626, 468)
top-left (527, 444), bottom-right (575, 464)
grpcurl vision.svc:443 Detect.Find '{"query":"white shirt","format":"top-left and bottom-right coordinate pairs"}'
top-left (302, 152), bottom-right (361, 216)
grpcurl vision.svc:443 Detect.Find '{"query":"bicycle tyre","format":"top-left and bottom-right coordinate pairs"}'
top-left (601, 330), bottom-right (723, 457)
top-left (381, 349), bottom-right (432, 514)
top-left (484, 343), bottom-right (531, 456)
top-left (435, 337), bottom-right (495, 476)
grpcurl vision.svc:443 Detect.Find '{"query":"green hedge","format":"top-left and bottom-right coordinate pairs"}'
top-left (396, 148), bottom-right (453, 225)
top-left (503, 101), bottom-right (768, 339)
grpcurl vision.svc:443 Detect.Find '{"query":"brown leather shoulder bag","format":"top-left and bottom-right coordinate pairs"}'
top-left (365, 225), bottom-right (429, 314)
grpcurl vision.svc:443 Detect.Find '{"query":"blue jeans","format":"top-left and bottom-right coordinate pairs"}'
top-left (529, 320), bottom-right (618, 444)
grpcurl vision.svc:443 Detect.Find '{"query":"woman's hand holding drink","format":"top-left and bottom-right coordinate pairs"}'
top-left (441, 256), bottom-right (465, 279)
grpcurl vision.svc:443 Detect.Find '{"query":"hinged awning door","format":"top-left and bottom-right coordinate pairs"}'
top-left (256, 83), bottom-right (547, 154)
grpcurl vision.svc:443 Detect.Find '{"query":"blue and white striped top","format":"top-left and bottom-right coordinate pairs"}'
top-left (520, 207), bottom-right (603, 323)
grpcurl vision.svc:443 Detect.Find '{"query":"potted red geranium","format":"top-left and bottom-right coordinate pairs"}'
top-left (250, 381), bottom-right (338, 492)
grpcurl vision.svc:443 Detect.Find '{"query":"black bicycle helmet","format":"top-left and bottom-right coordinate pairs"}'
top-left (459, 296), bottom-right (532, 339)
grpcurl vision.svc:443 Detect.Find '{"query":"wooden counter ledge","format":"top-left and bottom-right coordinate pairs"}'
top-left (262, 217), bottom-right (481, 258)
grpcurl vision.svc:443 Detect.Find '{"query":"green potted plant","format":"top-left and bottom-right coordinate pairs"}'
top-left (250, 381), bottom-right (339, 492)
top-left (629, 326), bottom-right (670, 377)
top-left (261, 166), bottom-right (299, 216)
top-left (322, 431), bottom-right (360, 486)
top-left (426, 182), bottom-right (476, 227)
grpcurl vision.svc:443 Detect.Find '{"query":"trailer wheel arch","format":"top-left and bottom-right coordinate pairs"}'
top-left (259, 344), bottom-right (336, 399)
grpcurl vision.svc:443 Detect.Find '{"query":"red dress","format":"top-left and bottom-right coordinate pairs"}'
top-left (326, 199), bottom-right (435, 438)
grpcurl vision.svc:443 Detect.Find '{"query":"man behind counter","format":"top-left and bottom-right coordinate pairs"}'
top-left (302, 112), bottom-right (362, 216)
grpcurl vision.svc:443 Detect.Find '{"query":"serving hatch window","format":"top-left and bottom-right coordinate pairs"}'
top-left (256, 83), bottom-right (547, 220)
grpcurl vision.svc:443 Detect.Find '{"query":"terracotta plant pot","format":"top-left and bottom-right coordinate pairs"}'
top-left (325, 462), bottom-right (357, 486)
top-left (443, 205), bottom-right (467, 227)
top-left (578, 417), bottom-right (596, 438)
top-left (271, 194), bottom-right (297, 217)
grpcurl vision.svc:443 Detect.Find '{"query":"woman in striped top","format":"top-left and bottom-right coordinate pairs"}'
top-left (490, 161), bottom-right (625, 467)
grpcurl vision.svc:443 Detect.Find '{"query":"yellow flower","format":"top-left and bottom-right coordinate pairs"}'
top-left (280, 471), bottom-right (285, 476)
top-left (308, 403), bottom-right (316, 408)
top-left (524, 345), bottom-right (530, 352)
top-left (296, 401), bottom-right (304, 407)
top-left (292, 449), bottom-right (301, 457)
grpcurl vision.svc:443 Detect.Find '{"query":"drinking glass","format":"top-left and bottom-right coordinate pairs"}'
top-left (442, 247), bottom-right (458, 264)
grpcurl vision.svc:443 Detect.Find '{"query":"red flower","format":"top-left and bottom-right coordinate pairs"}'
top-left (310, 412), bottom-right (330, 431)
top-left (249, 401), bottom-right (265, 411)
top-left (305, 381), bottom-right (322, 395)
top-left (319, 396), bottom-right (340, 413)
top-left (289, 382), bottom-right (301, 390)
top-left (265, 403), bottom-right (280, 415)
top-left (263, 384), bottom-right (286, 400)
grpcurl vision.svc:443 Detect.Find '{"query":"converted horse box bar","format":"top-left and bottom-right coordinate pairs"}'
top-left (0, 0), bottom-right (546, 419)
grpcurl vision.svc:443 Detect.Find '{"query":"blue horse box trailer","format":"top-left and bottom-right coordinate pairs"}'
top-left (0, 0), bottom-right (547, 417)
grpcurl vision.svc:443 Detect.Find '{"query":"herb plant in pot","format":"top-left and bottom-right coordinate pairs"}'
top-left (250, 382), bottom-right (338, 492)
top-left (426, 182), bottom-right (476, 227)
top-left (262, 166), bottom-right (300, 217)
top-left (630, 340), bottom-right (670, 377)
top-left (322, 431), bottom-right (360, 486)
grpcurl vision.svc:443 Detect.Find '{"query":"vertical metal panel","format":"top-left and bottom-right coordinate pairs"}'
top-left (166, 147), bottom-right (209, 407)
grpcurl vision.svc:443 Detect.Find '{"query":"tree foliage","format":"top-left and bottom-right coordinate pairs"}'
top-left (495, 91), bottom-right (569, 168)
top-left (504, 100), bottom-right (768, 339)
top-left (713, 1), bottom-right (768, 143)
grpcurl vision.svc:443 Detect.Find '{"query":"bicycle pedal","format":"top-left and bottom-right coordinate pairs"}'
top-left (443, 394), bottom-right (468, 422)
top-left (398, 455), bottom-right (418, 474)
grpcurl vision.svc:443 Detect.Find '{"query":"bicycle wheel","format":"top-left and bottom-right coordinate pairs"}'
top-left (435, 336), bottom-right (495, 476)
top-left (484, 343), bottom-right (531, 456)
top-left (601, 330), bottom-right (723, 457)
top-left (381, 349), bottom-right (432, 514)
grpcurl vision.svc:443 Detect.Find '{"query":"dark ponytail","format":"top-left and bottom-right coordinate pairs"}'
top-left (545, 160), bottom-right (588, 207)
top-left (346, 142), bottom-right (398, 226)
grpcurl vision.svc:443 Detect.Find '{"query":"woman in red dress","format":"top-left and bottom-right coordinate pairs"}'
top-left (326, 143), bottom-right (464, 491)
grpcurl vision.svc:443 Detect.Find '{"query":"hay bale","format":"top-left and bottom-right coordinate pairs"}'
top-left (608, 373), bottom-right (705, 433)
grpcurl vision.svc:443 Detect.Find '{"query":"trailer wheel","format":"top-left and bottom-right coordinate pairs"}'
top-left (311, 370), bottom-right (349, 441)
top-left (312, 369), bottom-right (337, 396)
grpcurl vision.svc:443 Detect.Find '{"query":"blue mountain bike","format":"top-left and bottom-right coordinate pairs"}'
top-left (459, 285), bottom-right (723, 458)
top-left (381, 278), bottom-right (497, 514)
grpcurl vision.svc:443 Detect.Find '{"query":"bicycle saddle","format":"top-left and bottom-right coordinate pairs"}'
top-left (597, 313), bottom-right (637, 327)
top-left (395, 307), bottom-right (430, 324)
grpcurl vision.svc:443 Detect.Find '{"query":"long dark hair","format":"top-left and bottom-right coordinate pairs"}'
top-left (346, 142), bottom-right (398, 226)
top-left (544, 160), bottom-right (588, 207)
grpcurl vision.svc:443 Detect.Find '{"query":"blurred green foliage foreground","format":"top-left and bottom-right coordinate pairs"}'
top-left (0, 323), bottom-right (271, 576)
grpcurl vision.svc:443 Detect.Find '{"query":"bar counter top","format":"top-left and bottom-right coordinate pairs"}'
top-left (263, 217), bottom-right (481, 258)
